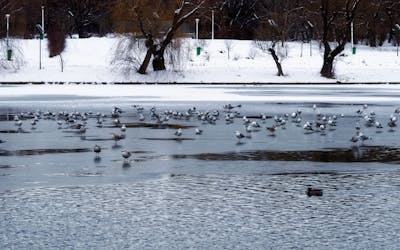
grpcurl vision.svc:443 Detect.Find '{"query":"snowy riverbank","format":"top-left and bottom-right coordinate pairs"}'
top-left (1, 84), bottom-right (400, 104)
top-left (0, 37), bottom-right (399, 84)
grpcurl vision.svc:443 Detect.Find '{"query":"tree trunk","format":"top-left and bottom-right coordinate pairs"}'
top-left (320, 56), bottom-right (334, 78)
top-left (137, 1), bottom-right (204, 74)
top-left (138, 46), bottom-right (154, 75)
top-left (59, 54), bottom-right (64, 72)
top-left (320, 40), bottom-right (345, 78)
top-left (368, 29), bottom-right (377, 47)
top-left (268, 48), bottom-right (284, 76)
top-left (152, 51), bottom-right (166, 71)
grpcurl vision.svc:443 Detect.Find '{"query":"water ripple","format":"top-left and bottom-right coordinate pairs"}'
top-left (1, 173), bottom-right (400, 249)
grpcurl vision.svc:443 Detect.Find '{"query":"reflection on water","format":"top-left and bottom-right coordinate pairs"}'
top-left (173, 146), bottom-right (400, 164)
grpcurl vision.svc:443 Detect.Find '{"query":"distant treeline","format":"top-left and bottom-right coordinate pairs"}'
top-left (1, 0), bottom-right (399, 46)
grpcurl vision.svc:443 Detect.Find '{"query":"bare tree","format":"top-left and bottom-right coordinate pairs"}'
top-left (135, 0), bottom-right (205, 74)
top-left (46, 0), bottom-right (111, 38)
top-left (111, 35), bottom-right (146, 75)
top-left (254, 40), bottom-right (284, 76)
top-left (166, 39), bottom-right (190, 72)
top-left (386, 1), bottom-right (400, 44)
top-left (218, 0), bottom-right (260, 39)
top-left (319, 0), bottom-right (363, 78)
top-left (47, 25), bottom-right (66, 72)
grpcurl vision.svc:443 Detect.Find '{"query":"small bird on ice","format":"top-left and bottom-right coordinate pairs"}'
top-left (94, 145), bottom-right (101, 158)
top-left (122, 150), bottom-right (131, 162)
top-left (121, 124), bottom-right (127, 132)
top-left (175, 128), bottom-right (183, 137)
top-left (235, 131), bottom-right (245, 142)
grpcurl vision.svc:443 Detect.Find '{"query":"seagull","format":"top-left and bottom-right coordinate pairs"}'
top-left (79, 126), bottom-right (87, 134)
top-left (266, 125), bottom-right (276, 135)
top-left (293, 117), bottom-right (302, 124)
top-left (250, 121), bottom-right (261, 130)
top-left (121, 124), bottom-right (127, 132)
top-left (31, 120), bottom-right (37, 128)
top-left (112, 133), bottom-right (125, 143)
top-left (350, 135), bottom-right (359, 143)
top-left (56, 120), bottom-right (63, 128)
top-left (260, 113), bottom-right (267, 123)
top-left (96, 118), bottom-right (103, 127)
top-left (242, 116), bottom-right (250, 125)
top-left (355, 121), bottom-right (361, 131)
top-left (94, 145), bottom-right (101, 158)
top-left (15, 120), bottom-right (23, 127)
top-left (245, 125), bottom-right (253, 134)
top-left (122, 150), bottom-right (131, 162)
top-left (195, 128), bottom-right (203, 135)
top-left (388, 117), bottom-right (397, 130)
top-left (175, 128), bottom-right (183, 137)
top-left (303, 121), bottom-right (314, 133)
top-left (235, 131), bottom-right (245, 141)
top-left (138, 114), bottom-right (145, 122)
top-left (358, 132), bottom-right (370, 143)
top-left (319, 124), bottom-right (326, 134)
top-left (375, 121), bottom-right (383, 129)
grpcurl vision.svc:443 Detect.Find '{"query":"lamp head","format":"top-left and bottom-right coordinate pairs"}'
top-left (36, 24), bottom-right (44, 34)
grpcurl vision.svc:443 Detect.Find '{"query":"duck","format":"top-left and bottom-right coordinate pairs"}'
top-left (306, 187), bottom-right (323, 197)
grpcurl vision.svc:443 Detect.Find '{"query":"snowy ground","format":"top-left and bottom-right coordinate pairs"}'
top-left (1, 84), bottom-right (400, 103)
top-left (0, 37), bottom-right (399, 83)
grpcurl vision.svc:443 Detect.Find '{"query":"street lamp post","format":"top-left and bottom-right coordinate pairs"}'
top-left (396, 24), bottom-right (400, 57)
top-left (351, 21), bottom-right (356, 54)
top-left (195, 18), bottom-right (201, 56)
top-left (41, 6), bottom-right (45, 34)
top-left (36, 24), bottom-right (44, 70)
top-left (211, 10), bottom-right (214, 40)
top-left (5, 14), bottom-right (10, 47)
top-left (195, 18), bottom-right (199, 40)
top-left (5, 14), bottom-right (12, 61)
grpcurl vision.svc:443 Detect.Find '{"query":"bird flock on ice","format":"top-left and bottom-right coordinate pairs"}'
top-left (4, 103), bottom-right (400, 163)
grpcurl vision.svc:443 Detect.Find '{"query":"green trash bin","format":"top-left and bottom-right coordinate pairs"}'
top-left (7, 49), bottom-right (12, 61)
top-left (352, 47), bottom-right (356, 55)
top-left (196, 47), bottom-right (201, 56)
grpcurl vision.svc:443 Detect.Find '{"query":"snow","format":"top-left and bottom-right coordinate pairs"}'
top-left (1, 84), bottom-right (400, 103)
top-left (0, 37), bottom-right (399, 83)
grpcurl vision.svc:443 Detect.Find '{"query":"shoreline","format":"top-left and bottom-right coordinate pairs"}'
top-left (0, 81), bottom-right (399, 85)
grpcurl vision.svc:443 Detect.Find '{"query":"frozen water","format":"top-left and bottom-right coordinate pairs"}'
top-left (1, 84), bottom-right (400, 249)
